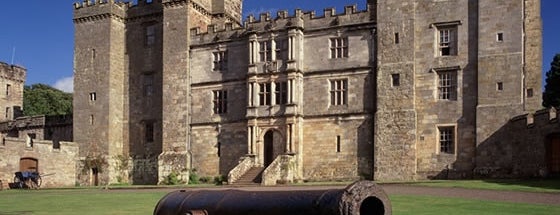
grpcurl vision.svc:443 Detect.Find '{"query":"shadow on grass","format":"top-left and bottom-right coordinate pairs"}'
top-left (482, 178), bottom-right (560, 191)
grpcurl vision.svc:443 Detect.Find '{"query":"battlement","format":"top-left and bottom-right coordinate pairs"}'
top-left (73, 0), bottom-right (164, 22)
top-left (73, 0), bottom-right (161, 10)
top-left (190, 4), bottom-right (374, 44)
top-left (511, 108), bottom-right (559, 128)
top-left (0, 61), bottom-right (26, 83)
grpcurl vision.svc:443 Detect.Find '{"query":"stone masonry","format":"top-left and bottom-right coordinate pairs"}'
top-left (72, 0), bottom-right (548, 185)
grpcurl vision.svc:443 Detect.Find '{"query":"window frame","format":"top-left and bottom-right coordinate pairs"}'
top-left (431, 21), bottom-right (461, 57)
top-left (258, 83), bottom-right (272, 106)
top-left (434, 68), bottom-right (458, 101)
top-left (145, 24), bottom-right (157, 46)
top-left (438, 125), bottom-right (456, 155)
top-left (259, 41), bottom-right (272, 62)
top-left (274, 81), bottom-right (288, 105)
top-left (330, 79), bottom-right (348, 106)
top-left (212, 50), bottom-right (228, 71)
top-left (212, 90), bottom-right (228, 114)
top-left (329, 37), bottom-right (349, 59)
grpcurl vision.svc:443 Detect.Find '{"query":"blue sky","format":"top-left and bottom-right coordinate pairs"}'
top-left (0, 0), bottom-right (558, 93)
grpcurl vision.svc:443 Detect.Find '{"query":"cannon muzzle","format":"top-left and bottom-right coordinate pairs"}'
top-left (154, 180), bottom-right (391, 215)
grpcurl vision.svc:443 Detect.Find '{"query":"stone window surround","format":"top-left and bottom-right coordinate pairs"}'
top-left (432, 66), bottom-right (460, 101)
top-left (391, 73), bottom-right (400, 87)
top-left (430, 20), bottom-right (462, 57)
top-left (329, 36), bottom-right (349, 59)
top-left (330, 79), bottom-right (348, 106)
top-left (6, 84), bottom-right (10, 96)
top-left (212, 90), bottom-right (228, 114)
top-left (212, 50), bottom-right (228, 71)
top-left (437, 124), bottom-right (456, 155)
top-left (249, 79), bottom-right (294, 107)
top-left (249, 34), bottom-right (295, 65)
top-left (145, 24), bottom-right (157, 46)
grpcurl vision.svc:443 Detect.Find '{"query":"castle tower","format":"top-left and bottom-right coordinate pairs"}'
top-left (73, 0), bottom-right (128, 185)
top-left (374, 0), bottom-right (418, 180)
top-left (0, 62), bottom-right (25, 122)
top-left (73, 0), bottom-right (243, 185)
top-left (475, 0), bottom-right (542, 167)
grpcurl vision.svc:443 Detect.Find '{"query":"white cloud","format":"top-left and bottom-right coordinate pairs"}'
top-left (53, 76), bottom-right (74, 93)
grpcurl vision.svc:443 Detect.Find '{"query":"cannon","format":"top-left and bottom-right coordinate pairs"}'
top-left (154, 181), bottom-right (391, 215)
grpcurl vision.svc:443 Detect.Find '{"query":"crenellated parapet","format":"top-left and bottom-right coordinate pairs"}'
top-left (73, 0), bottom-right (163, 23)
top-left (0, 62), bottom-right (26, 83)
top-left (511, 107), bottom-right (560, 128)
top-left (189, 5), bottom-right (374, 44)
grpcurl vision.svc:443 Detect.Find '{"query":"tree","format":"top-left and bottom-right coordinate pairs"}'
top-left (543, 54), bottom-right (560, 108)
top-left (23, 84), bottom-right (73, 116)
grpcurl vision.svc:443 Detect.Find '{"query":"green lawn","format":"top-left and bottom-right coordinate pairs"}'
top-left (1, 188), bottom-right (559, 215)
top-left (405, 179), bottom-right (560, 193)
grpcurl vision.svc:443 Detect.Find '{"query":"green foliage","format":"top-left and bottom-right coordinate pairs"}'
top-left (188, 169), bottom-right (199, 185)
top-left (543, 54), bottom-right (560, 107)
top-left (82, 155), bottom-right (107, 174)
top-left (213, 175), bottom-right (228, 185)
top-left (23, 83), bottom-right (72, 116)
top-left (160, 172), bottom-right (183, 185)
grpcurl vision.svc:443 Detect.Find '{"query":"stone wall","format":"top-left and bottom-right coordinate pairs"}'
top-left (476, 108), bottom-right (560, 178)
top-left (0, 62), bottom-right (25, 122)
top-left (0, 138), bottom-right (78, 188)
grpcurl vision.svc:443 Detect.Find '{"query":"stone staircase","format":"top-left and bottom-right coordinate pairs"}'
top-left (232, 167), bottom-right (264, 185)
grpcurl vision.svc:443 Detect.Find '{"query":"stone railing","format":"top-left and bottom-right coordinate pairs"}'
top-left (262, 154), bottom-right (296, 186)
top-left (227, 155), bottom-right (256, 184)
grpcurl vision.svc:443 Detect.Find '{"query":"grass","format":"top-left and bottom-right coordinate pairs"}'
top-left (391, 195), bottom-right (560, 215)
top-left (404, 179), bottom-right (560, 193)
top-left (1, 187), bottom-right (559, 215)
top-left (0, 189), bottom-right (169, 215)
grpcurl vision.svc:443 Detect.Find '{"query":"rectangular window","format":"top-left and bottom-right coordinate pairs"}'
top-left (438, 71), bottom-right (457, 100)
top-left (143, 74), bottom-right (154, 96)
top-left (6, 84), bottom-right (11, 96)
top-left (5, 107), bottom-right (9, 119)
top-left (275, 39), bottom-right (288, 60)
top-left (497, 33), bottom-right (504, 42)
top-left (213, 51), bottom-right (228, 71)
top-left (89, 92), bottom-right (96, 101)
top-left (391, 74), bottom-right (400, 87)
top-left (439, 127), bottom-right (454, 154)
top-left (330, 37), bottom-right (349, 58)
top-left (213, 90), bottom-right (228, 114)
top-left (527, 88), bottom-right (534, 98)
top-left (438, 28), bottom-right (457, 56)
top-left (330, 79), bottom-right (348, 106)
top-left (336, 135), bottom-right (341, 153)
top-left (90, 115), bottom-right (94, 125)
top-left (275, 82), bottom-right (288, 105)
top-left (259, 41), bottom-right (272, 62)
top-left (146, 25), bottom-right (156, 46)
top-left (145, 122), bottom-right (154, 142)
top-left (394, 33), bottom-right (400, 44)
top-left (259, 83), bottom-right (271, 106)
top-left (497, 82), bottom-right (503, 91)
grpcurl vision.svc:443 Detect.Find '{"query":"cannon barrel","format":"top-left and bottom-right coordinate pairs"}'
top-left (153, 181), bottom-right (391, 215)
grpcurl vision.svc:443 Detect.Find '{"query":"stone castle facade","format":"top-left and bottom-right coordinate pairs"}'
top-left (72, 0), bottom-right (549, 185)
top-left (0, 63), bottom-right (78, 189)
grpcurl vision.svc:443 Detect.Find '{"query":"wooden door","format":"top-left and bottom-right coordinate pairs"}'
top-left (19, 158), bottom-right (38, 172)
top-left (548, 136), bottom-right (560, 174)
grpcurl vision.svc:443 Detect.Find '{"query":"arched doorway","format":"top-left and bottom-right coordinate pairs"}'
top-left (263, 130), bottom-right (283, 167)
top-left (547, 134), bottom-right (560, 176)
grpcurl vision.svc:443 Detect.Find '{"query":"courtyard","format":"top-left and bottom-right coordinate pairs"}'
top-left (0, 180), bottom-right (559, 215)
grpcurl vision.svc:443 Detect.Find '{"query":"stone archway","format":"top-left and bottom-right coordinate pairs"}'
top-left (19, 157), bottom-right (39, 172)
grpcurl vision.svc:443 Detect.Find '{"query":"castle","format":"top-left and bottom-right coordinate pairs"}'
top-left (70, 0), bottom-right (555, 185)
